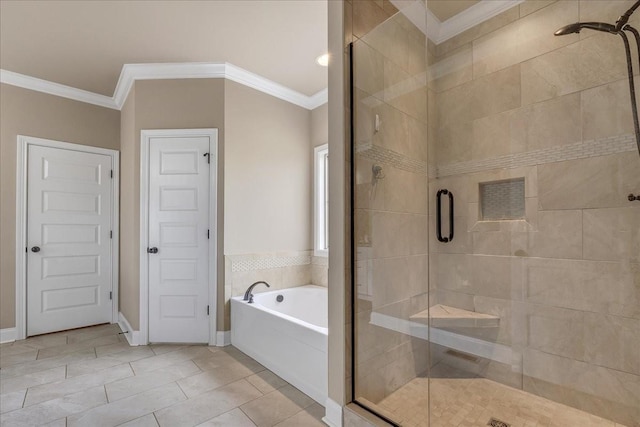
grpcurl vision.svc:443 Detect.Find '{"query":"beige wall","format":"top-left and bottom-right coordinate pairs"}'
top-left (118, 79), bottom-right (225, 331)
top-left (0, 83), bottom-right (120, 329)
top-left (223, 80), bottom-right (311, 255)
top-left (311, 102), bottom-right (329, 147)
top-left (221, 80), bottom-right (314, 330)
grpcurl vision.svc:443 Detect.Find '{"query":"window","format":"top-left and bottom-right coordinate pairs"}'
top-left (314, 144), bottom-right (329, 256)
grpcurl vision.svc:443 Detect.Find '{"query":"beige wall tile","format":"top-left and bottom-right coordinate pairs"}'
top-left (435, 122), bottom-right (473, 165)
top-left (374, 102), bottom-right (428, 161)
top-left (582, 78), bottom-right (634, 140)
top-left (383, 58), bottom-right (427, 122)
top-left (472, 1), bottom-right (579, 78)
top-left (527, 304), bottom-right (585, 360)
top-left (432, 253), bottom-right (523, 300)
top-left (436, 7), bottom-right (520, 58)
top-left (437, 65), bottom-right (521, 129)
top-left (353, 41), bottom-right (384, 96)
top-left (519, 0), bottom-right (557, 17)
top-left (371, 255), bottom-right (428, 308)
top-left (523, 258), bottom-right (640, 319)
top-left (523, 348), bottom-right (640, 410)
top-left (472, 110), bottom-right (525, 160)
top-left (538, 153), bottom-right (640, 209)
top-left (311, 263), bottom-right (328, 287)
top-left (521, 34), bottom-right (628, 106)
top-left (583, 207), bottom-right (640, 262)
top-left (281, 265), bottom-right (312, 287)
top-left (352, 0), bottom-right (393, 39)
top-left (584, 312), bottom-right (640, 375)
top-left (527, 210), bottom-right (583, 259)
top-left (430, 214), bottom-right (473, 254)
top-left (383, 167), bottom-right (427, 214)
top-left (361, 17), bottom-right (411, 76)
top-left (430, 44), bottom-right (473, 93)
top-left (510, 92), bottom-right (582, 152)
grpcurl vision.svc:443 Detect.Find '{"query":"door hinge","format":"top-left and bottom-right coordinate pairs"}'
top-left (26, 247), bottom-right (28, 253)
top-left (207, 229), bottom-right (210, 239)
top-left (110, 170), bottom-right (113, 178)
top-left (203, 153), bottom-right (210, 164)
top-left (109, 291), bottom-right (113, 300)
top-left (110, 230), bottom-right (113, 239)
top-left (207, 305), bottom-right (210, 315)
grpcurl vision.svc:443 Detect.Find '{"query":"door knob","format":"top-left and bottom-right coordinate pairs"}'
top-left (31, 246), bottom-right (41, 253)
top-left (147, 247), bottom-right (159, 254)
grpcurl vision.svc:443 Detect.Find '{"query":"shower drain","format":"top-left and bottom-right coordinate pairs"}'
top-left (487, 418), bottom-right (510, 427)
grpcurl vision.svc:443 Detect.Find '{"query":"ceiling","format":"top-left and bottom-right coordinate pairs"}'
top-left (0, 1), bottom-right (328, 98)
top-left (428, 0), bottom-right (481, 22)
top-left (0, 1), bottom-right (484, 101)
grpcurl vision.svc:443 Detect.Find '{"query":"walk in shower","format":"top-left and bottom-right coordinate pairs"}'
top-left (350, 0), bottom-right (640, 426)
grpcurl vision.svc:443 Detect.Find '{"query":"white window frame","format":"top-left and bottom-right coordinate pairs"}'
top-left (314, 144), bottom-right (329, 257)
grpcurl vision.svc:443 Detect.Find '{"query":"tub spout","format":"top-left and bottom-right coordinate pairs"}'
top-left (243, 281), bottom-right (270, 303)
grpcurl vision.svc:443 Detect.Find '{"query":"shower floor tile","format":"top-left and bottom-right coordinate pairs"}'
top-left (376, 374), bottom-right (630, 427)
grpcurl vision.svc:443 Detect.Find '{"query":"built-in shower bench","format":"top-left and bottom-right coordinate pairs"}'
top-left (409, 304), bottom-right (500, 328)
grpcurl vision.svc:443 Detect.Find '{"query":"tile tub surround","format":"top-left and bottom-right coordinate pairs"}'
top-left (0, 324), bottom-right (325, 426)
top-left (427, 0), bottom-right (640, 425)
top-left (222, 250), bottom-right (328, 330)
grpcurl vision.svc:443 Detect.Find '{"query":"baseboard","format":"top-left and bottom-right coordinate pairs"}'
top-left (118, 312), bottom-right (141, 346)
top-left (0, 327), bottom-right (17, 344)
top-left (216, 331), bottom-right (231, 346)
top-left (322, 398), bottom-right (343, 427)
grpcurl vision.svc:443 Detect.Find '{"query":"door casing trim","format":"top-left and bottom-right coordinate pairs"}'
top-left (15, 135), bottom-right (120, 340)
top-left (140, 129), bottom-right (218, 345)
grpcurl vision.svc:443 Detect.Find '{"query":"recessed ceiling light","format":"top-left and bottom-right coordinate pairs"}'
top-left (316, 53), bottom-right (329, 67)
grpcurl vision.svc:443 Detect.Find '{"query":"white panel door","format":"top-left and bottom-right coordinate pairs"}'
top-left (148, 136), bottom-right (210, 343)
top-left (27, 145), bottom-right (113, 336)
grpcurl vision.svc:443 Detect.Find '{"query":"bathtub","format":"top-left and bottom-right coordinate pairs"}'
top-left (230, 285), bottom-right (328, 405)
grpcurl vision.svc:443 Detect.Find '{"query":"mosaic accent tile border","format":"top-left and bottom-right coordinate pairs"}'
top-left (356, 133), bottom-right (636, 179)
top-left (230, 253), bottom-right (311, 272)
top-left (437, 133), bottom-right (636, 177)
top-left (356, 142), bottom-right (427, 175)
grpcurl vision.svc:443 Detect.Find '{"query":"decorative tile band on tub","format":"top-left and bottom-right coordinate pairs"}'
top-left (229, 251), bottom-right (312, 272)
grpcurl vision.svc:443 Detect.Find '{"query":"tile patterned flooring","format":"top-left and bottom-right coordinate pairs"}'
top-left (376, 373), bottom-right (630, 427)
top-left (0, 324), bottom-right (326, 427)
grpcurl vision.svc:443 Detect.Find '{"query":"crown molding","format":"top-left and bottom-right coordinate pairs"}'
top-left (112, 62), bottom-right (227, 108)
top-left (0, 69), bottom-right (118, 110)
top-left (1, 62), bottom-right (327, 111)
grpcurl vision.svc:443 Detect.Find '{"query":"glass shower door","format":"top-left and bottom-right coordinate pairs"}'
top-left (351, 1), bottom-right (640, 426)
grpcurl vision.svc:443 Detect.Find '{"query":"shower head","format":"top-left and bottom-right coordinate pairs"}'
top-left (554, 22), bottom-right (617, 36)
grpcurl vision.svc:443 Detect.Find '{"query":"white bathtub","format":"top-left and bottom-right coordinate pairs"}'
top-left (230, 285), bottom-right (328, 405)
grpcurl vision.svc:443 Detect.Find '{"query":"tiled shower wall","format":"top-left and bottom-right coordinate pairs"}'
top-left (428, 1), bottom-right (640, 424)
top-left (352, 0), bottom-right (431, 402)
